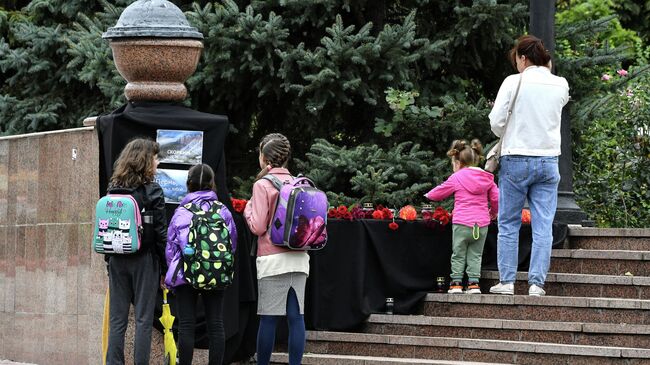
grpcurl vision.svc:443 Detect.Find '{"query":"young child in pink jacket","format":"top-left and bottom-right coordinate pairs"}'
top-left (425, 139), bottom-right (499, 294)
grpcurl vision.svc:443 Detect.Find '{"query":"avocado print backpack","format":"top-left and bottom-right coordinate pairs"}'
top-left (181, 201), bottom-right (234, 290)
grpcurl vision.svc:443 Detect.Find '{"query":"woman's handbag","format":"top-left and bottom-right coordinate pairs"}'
top-left (485, 74), bottom-right (523, 173)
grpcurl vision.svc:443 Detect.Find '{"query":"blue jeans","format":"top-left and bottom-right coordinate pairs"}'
top-left (497, 155), bottom-right (560, 287)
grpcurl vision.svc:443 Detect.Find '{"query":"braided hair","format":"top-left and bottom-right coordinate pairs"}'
top-left (256, 133), bottom-right (291, 180)
top-left (446, 139), bottom-right (484, 168)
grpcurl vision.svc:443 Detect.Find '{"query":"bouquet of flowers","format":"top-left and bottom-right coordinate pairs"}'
top-left (230, 197), bottom-right (248, 213)
top-left (422, 206), bottom-right (452, 231)
top-left (327, 205), bottom-right (353, 220)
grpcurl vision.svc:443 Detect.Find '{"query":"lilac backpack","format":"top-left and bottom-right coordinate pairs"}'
top-left (262, 174), bottom-right (328, 250)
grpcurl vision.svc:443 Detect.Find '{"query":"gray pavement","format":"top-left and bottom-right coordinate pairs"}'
top-left (0, 361), bottom-right (38, 365)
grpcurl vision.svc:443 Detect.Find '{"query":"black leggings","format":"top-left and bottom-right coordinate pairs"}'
top-left (175, 285), bottom-right (225, 365)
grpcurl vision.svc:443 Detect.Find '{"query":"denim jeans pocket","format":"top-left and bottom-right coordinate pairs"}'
top-left (502, 156), bottom-right (529, 183)
top-left (540, 158), bottom-right (560, 184)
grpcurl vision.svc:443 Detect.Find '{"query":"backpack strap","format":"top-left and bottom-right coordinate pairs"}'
top-left (183, 200), bottom-right (222, 217)
top-left (259, 174), bottom-right (292, 247)
top-left (261, 174), bottom-right (285, 191)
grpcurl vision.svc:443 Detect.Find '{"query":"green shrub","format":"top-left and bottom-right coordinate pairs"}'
top-left (294, 139), bottom-right (452, 210)
top-left (574, 75), bottom-right (650, 227)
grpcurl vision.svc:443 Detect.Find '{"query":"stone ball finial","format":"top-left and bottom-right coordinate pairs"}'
top-left (103, 0), bottom-right (204, 102)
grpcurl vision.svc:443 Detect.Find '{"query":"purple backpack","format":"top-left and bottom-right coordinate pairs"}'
top-left (262, 174), bottom-right (328, 250)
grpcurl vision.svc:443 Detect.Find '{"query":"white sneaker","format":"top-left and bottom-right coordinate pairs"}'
top-left (465, 282), bottom-right (482, 294)
top-left (489, 282), bottom-right (514, 295)
top-left (447, 282), bottom-right (464, 294)
top-left (529, 284), bottom-right (546, 296)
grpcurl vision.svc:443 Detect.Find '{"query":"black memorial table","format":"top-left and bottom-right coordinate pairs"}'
top-left (305, 219), bottom-right (567, 331)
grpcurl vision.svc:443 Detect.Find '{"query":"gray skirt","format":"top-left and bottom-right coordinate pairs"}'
top-left (257, 272), bottom-right (307, 315)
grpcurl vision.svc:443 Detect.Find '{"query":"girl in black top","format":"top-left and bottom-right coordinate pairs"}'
top-left (105, 138), bottom-right (167, 365)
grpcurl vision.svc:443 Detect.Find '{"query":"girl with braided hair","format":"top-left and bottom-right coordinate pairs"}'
top-left (244, 133), bottom-right (308, 365)
top-left (425, 139), bottom-right (499, 294)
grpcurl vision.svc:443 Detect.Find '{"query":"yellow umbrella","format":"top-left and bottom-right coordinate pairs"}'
top-left (102, 287), bottom-right (110, 365)
top-left (159, 289), bottom-right (177, 365)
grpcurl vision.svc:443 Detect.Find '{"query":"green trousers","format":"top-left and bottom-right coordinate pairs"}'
top-left (450, 224), bottom-right (488, 282)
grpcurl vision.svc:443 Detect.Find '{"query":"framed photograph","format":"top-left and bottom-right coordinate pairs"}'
top-left (154, 169), bottom-right (189, 204)
top-left (156, 129), bottom-right (204, 165)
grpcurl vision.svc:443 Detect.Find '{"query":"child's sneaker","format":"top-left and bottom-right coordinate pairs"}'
top-left (447, 281), bottom-right (463, 294)
top-left (489, 282), bottom-right (514, 295)
top-left (465, 282), bottom-right (481, 294)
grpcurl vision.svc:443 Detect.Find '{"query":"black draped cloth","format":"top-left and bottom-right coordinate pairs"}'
top-left (305, 220), bottom-right (567, 331)
top-left (96, 102), bottom-right (258, 363)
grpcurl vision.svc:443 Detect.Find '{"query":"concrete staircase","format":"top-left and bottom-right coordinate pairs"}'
top-left (272, 226), bottom-right (650, 364)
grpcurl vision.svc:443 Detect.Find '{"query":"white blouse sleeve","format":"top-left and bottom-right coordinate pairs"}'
top-left (489, 75), bottom-right (518, 137)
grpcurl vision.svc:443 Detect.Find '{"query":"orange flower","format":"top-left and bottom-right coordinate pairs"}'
top-left (522, 209), bottom-right (531, 224)
top-left (398, 205), bottom-right (417, 221)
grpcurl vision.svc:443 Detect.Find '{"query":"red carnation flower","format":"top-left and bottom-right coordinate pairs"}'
top-left (371, 210), bottom-right (384, 219)
top-left (328, 208), bottom-right (338, 218)
top-left (388, 222), bottom-right (399, 231)
top-left (350, 206), bottom-right (366, 220)
top-left (337, 205), bottom-right (348, 215)
top-left (381, 208), bottom-right (393, 220)
top-left (343, 212), bottom-right (353, 221)
top-left (230, 198), bottom-right (247, 213)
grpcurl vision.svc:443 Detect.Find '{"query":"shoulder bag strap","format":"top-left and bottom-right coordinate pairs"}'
top-left (495, 73), bottom-right (523, 156)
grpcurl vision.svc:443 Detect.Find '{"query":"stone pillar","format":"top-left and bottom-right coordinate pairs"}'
top-left (102, 0), bottom-right (204, 102)
top-left (529, 0), bottom-right (588, 224)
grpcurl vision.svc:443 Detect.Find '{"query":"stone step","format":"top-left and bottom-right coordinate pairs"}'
top-left (479, 271), bottom-right (650, 299)
top-left (271, 353), bottom-right (509, 365)
top-left (365, 314), bottom-right (650, 348)
top-left (567, 226), bottom-right (650, 251)
top-left (303, 331), bottom-right (650, 365)
top-left (550, 249), bottom-right (650, 276)
top-left (421, 293), bottom-right (650, 324)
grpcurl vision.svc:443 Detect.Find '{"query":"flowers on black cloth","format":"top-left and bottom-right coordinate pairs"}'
top-left (327, 203), bottom-right (452, 231)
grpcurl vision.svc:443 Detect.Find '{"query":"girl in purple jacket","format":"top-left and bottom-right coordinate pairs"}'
top-left (425, 139), bottom-right (498, 294)
top-left (164, 164), bottom-right (237, 365)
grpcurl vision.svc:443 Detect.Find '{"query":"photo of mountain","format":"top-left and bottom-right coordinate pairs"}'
top-left (156, 129), bottom-right (204, 165)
